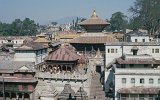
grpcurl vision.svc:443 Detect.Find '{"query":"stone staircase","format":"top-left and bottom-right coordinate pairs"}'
top-left (89, 73), bottom-right (106, 100)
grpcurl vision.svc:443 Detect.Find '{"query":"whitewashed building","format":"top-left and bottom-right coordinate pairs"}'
top-left (0, 36), bottom-right (28, 48)
top-left (124, 30), bottom-right (153, 42)
top-left (14, 39), bottom-right (48, 65)
top-left (105, 42), bottom-right (160, 100)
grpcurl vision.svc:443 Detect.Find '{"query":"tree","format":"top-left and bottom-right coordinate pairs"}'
top-left (109, 12), bottom-right (128, 32)
top-left (0, 18), bottom-right (38, 36)
top-left (129, 0), bottom-right (160, 36)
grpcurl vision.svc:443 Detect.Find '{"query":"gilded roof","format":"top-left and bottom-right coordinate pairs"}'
top-left (70, 35), bottom-right (118, 44)
top-left (79, 10), bottom-right (110, 25)
top-left (34, 37), bottom-right (51, 43)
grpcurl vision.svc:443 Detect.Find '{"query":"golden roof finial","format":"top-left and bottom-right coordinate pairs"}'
top-left (91, 10), bottom-right (98, 18)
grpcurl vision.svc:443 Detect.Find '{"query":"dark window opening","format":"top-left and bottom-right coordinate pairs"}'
top-left (133, 50), bottom-right (138, 55)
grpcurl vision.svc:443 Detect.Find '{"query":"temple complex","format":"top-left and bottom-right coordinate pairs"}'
top-left (35, 46), bottom-right (90, 100)
top-left (70, 10), bottom-right (118, 52)
top-left (34, 33), bottom-right (51, 46)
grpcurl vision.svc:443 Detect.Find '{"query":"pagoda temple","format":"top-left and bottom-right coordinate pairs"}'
top-left (70, 10), bottom-right (118, 52)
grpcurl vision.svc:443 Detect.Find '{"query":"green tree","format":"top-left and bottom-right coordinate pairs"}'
top-left (0, 18), bottom-right (38, 36)
top-left (109, 12), bottom-right (128, 32)
top-left (129, 0), bottom-right (160, 36)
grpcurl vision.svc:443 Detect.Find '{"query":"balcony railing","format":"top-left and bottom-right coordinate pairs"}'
top-left (35, 72), bottom-right (88, 81)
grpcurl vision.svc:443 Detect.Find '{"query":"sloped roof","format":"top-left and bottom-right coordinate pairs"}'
top-left (126, 30), bottom-right (148, 36)
top-left (79, 10), bottom-right (110, 25)
top-left (58, 84), bottom-right (75, 99)
top-left (45, 47), bottom-right (80, 61)
top-left (16, 41), bottom-right (48, 50)
top-left (118, 87), bottom-right (160, 94)
top-left (34, 37), bottom-right (51, 43)
top-left (0, 61), bottom-right (34, 73)
top-left (116, 57), bottom-right (158, 64)
top-left (70, 35), bottom-right (118, 44)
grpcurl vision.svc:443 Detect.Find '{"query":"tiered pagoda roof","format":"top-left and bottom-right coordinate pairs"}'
top-left (79, 10), bottom-right (110, 32)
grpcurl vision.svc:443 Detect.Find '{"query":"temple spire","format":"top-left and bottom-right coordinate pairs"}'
top-left (91, 10), bottom-right (98, 18)
top-left (95, 48), bottom-right (102, 58)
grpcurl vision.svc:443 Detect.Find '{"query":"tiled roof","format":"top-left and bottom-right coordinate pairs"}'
top-left (126, 30), bottom-right (148, 36)
top-left (45, 47), bottom-right (80, 61)
top-left (0, 61), bottom-right (34, 73)
top-left (70, 36), bottom-right (118, 44)
top-left (34, 37), bottom-right (51, 43)
top-left (116, 57), bottom-right (158, 64)
top-left (16, 41), bottom-right (48, 50)
top-left (118, 87), bottom-right (160, 94)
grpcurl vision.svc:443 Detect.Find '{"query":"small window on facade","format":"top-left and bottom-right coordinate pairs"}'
top-left (144, 64), bottom-right (148, 67)
top-left (152, 49), bottom-right (154, 53)
top-left (16, 41), bottom-right (17, 43)
top-left (149, 78), bottom-right (154, 84)
top-left (158, 78), bottom-right (160, 84)
top-left (0, 73), bottom-right (2, 76)
top-left (122, 78), bottom-right (126, 84)
top-left (108, 49), bottom-right (110, 53)
top-left (10, 73), bottom-right (13, 76)
top-left (111, 49), bottom-right (114, 53)
top-left (115, 49), bottom-right (118, 53)
top-left (131, 78), bottom-right (135, 83)
top-left (142, 39), bottom-right (145, 42)
top-left (135, 39), bottom-right (138, 42)
top-left (155, 49), bottom-right (159, 53)
top-left (140, 78), bottom-right (144, 84)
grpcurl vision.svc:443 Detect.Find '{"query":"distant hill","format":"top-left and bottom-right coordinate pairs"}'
top-left (54, 16), bottom-right (84, 24)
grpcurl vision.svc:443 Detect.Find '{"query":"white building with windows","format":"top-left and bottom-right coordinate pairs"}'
top-left (14, 38), bottom-right (48, 65)
top-left (124, 30), bottom-right (153, 42)
top-left (0, 36), bottom-right (28, 48)
top-left (105, 42), bottom-right (160, 100)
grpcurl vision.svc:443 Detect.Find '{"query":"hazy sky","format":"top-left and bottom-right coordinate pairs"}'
top-left (0, 0), bottom-right (135, 24)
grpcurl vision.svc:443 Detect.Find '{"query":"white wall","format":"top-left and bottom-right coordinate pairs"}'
top-left (105, 45), bottom-right (160, 66)
top-left (114, 68), bottom-right (160, 100)
top-left (105, 44), bottom-right (160, 98)
top-left (14, 51), bottom-right (36, 63)
top-left (14, 49), bottom-right (48, 65)
top-left (105, 46), bottom-right (122, 66)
